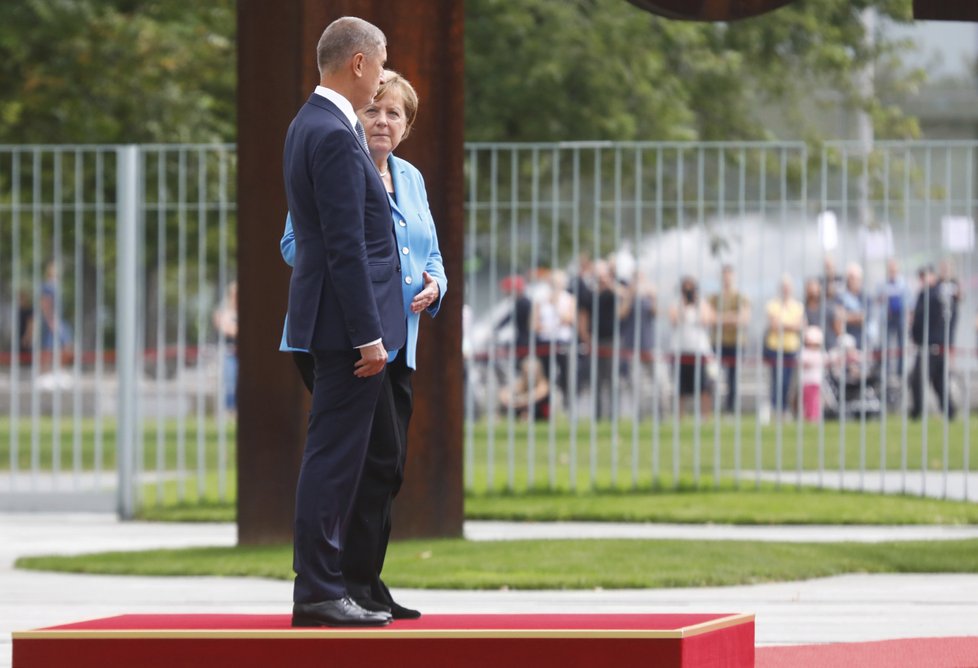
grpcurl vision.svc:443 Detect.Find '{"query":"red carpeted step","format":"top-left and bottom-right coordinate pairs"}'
top-left (14, 612), bottom-right (755, 668)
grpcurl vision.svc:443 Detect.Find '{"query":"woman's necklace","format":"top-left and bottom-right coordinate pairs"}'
top-left (378, 165), bottom-right (389, 177)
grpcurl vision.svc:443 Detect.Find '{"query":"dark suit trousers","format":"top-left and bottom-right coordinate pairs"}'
top-left (342, 351), bottom-right (413, 603)
top-left (292, 351), bottom-right (316, 394)
top-left (909, 351), bottom-right (955, 419)
top-left (293, 349), bottom-right (385, 603)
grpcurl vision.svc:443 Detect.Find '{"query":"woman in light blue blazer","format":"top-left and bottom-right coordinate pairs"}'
top-left (279, 71), bottom-right (446, 620)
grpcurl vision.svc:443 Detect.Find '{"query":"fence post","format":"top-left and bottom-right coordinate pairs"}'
top-left (116, 145), bottom-right (141, 519)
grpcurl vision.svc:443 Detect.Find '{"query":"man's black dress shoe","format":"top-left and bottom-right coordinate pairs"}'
top-left (389, 600), bottom-right (422, 620)
top-left (292, 597), bottom-right (392, 627)
top-left (375, 579), bottom-right (422, 620)
top-left (353, 596), bottom-right (392, 615)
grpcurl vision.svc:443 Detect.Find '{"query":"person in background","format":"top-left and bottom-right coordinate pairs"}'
top-left (838, 262), bottom-right (867, 349)
top-left (570, 252), bottom-right (596, 398)
top-left (35, 259), bottom-right (74, 389)
top-left (590, 259), bottom-right (631, 419)
top-left (498, 355), bottom-right (550, 421)
top-left (764, 274), bottom-right (804, 417)
top-left (800, 326), bottom-right (825, 422)
top-left (16, 289), bottom-right (33, 359)
top-left (826, 305), bottom-right (864, 408)
top-left (877, 258), bottom-right (909, 376)
top-left (38, 259), bottom-right (71, 355)
top-left (532, 269), bottom-right (576, 411)
top-left (822, 256), bottom-right (844, 306)
top-left (669, 275), bottom-right (716, 418)
top-left (498, 274), bottom-right (532, 359)
top-left (620, 269), bottom-right (657, 408)
top-left (708, 264), bottom-right (750, 414)
top-left (212, 280), bottom-right (238, 412)
top-left (937, 258), bottom-right (961, 353)
top-left (803, 277), bottom-right (832, 348)
top-left (909, 264), bottom-right (955, 420)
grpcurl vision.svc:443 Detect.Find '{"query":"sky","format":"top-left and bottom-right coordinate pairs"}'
top-left (887, 20), bottom-right (978, 79)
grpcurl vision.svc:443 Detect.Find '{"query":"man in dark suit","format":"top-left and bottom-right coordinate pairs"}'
top-left (909, 264), bottom-right (956, 420)
top-left (283, 16), bottom-right (405, 628)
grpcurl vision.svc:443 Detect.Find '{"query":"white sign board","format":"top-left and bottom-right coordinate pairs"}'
top-left (817, 210), bottom-right (838, 252)
top-left (942, 215), bottom-right (975, 253)
top-left (859, 224), bottom-right (893, 261)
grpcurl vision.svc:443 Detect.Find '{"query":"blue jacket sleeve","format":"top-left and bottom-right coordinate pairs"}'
top-left (280, 212), bottom-right (295, 267)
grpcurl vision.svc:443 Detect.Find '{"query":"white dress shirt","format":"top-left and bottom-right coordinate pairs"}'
top-left (314, 86), bottom-right (358, 130)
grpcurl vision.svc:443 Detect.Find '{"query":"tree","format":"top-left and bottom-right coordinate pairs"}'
top-left (0, 1), bottom-right (922, 144)
top-left (0, 1), bottom-right (236, 356)
top-left (465, 0), bottom-right (922, 142)
top-left (0, 0), bottom-right (235, 144)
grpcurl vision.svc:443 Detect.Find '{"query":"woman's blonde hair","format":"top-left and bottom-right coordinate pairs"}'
top-left (375, 69), bottom-right (419, 139)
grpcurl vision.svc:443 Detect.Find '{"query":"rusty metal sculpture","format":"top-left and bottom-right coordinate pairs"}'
top-left (237, 0), bottom-right (463, 545)
top-left (626, 0), bottom-right (794, 21)
top-left (629, 0), bottom-right (978, 22)
top-left (912, 0), bottom-right (978, 21)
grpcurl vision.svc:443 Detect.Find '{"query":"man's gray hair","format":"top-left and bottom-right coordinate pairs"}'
top-left (317, 17), bottom-right (386, 76)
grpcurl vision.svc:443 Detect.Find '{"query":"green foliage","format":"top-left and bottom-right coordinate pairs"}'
top-left (465, 0), bottom-right (922, 142)
top-left (0, 1), bottom-right (923, 144)
top-left (0, 0), bottom-right (235, 143)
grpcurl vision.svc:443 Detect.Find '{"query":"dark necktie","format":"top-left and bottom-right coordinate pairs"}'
top-left (354, 120), bottom-right (368, 153)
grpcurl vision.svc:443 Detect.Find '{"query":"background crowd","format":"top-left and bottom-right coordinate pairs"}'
top-left (490, 252), bottom-right (965, 423)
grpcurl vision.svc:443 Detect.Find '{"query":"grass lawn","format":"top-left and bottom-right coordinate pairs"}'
top-left (135, 486), bottom-right (978, 525)
top-left (0, 416), bottom-right (234, 472)
top-left (16, 537), bottom-right (978, 589)
top-left (13, 419), bottom-right (978, 588)
top-left (4, 415), bottom-right (974, 487)
top-left (467, 416), bottom-right (978, 491)
top-left (465, 487), bottom-right (978, 524)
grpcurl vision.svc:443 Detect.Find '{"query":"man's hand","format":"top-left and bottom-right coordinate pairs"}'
top-left (354, 341), bottom-right (387, 378)
top-left (410, 271), bottom-right (440, 314)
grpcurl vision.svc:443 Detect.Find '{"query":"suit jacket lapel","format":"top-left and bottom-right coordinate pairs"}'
top-left (387, 157), bottom-right (407, 219)
top-left (307, 93), bottom-right (373, 160)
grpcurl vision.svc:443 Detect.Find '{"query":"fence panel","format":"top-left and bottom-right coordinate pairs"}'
top-left (464, 140), bottom-right (978, 499)
top-left (0, 144), bottom-right (236, 514)
top-left (2, 140), bottom-right (975, 514)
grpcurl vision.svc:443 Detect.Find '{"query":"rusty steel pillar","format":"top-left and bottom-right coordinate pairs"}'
top-left (626, 0), bottom-right (794, 21)
top-left (236, 0), bottom-right (464, 545)
top-left (913, 0), bottom-right (978, 21)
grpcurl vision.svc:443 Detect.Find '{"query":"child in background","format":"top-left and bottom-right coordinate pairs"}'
top-left (800, 326), bottom-right (825, 422)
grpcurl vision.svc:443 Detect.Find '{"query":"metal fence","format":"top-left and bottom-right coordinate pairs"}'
top-left (463, 140), bottom-right (978, 500)
top-left (0, 144), bottom-right (236, 515)
top-left (1, 140), bottom-right (977, 515)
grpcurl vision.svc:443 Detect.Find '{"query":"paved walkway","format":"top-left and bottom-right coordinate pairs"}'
top-left (465, 520), bottom-right (978, 542)
top-left (3, 514), bottom-right (978, 668)
top-left (754, 470), bottom-right (978, 503)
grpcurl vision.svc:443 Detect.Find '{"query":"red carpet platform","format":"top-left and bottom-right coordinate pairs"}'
top-left (13, 612), bottom-right (753, 668)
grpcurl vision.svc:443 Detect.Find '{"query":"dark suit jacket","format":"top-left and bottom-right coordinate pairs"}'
top-left (283, 93), bottom-right (406, 353)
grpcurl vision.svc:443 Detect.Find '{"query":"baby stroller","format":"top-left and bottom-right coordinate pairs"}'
top-left (822, 333), bottom-right (882, 420)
